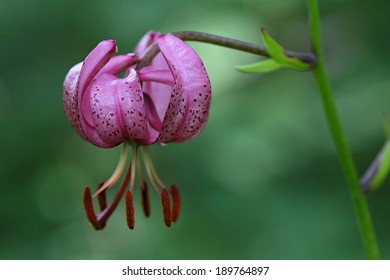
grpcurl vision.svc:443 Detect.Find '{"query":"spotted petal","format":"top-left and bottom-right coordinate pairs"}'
top-left (135, 32), bottom-right (173, 144)
top-left (155, 34), bottom-right (211, 143)
top-left (63, 62), bottom-right (86, 140)
top-left (63, 40), bottom-right (138, 148)
top-left (90, 69), bottom-right (150, 145)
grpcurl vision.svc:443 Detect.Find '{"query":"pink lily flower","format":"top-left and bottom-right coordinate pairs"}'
top-left (62, 32), bottom-right (211, 230)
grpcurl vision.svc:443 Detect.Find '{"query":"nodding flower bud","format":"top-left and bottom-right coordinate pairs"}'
top-left (63, 32), bottom-right (211, 230)
top-left (360, 141), bottom-right (390, 193)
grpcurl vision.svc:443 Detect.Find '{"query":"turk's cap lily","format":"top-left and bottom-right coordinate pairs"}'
top-left (62, 32), bottom-right (211, 230)
top-left (63, 33), bottom-right (211, 148)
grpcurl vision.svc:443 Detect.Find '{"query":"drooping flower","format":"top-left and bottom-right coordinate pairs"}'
top-left (62, 32), bottom-right (211, 229)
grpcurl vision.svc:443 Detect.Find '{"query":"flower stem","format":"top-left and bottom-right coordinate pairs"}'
top-left (173, 31), bottom-right (315, 64)
top-left (307, 0), bottom-right (380, 259)
top-left (137, 31), bottom-right (315, 69)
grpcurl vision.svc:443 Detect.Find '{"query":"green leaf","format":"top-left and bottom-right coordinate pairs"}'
top-left (261, 28), bottom-right (310, 71)
top-left (236, 59), bottom-right (282, 73)
top-left (370, 141), bottom-right (390, 191)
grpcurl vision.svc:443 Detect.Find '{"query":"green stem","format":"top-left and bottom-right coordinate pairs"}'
top-left (307, 0), bottom-right (380, 259)
top-left (137, 31), bottom-right (315, 69)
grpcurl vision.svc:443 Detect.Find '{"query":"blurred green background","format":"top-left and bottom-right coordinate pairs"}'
top-left (1, 0), bottom-right (390, 259)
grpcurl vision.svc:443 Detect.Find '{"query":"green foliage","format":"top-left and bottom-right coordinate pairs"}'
top-left (236, 59), bottom-right (282, 73)
top-left (370, 141), bottom-right (390, 191)
top-left (261, 28), bottom-right (310, 71)
top-left (236, 28), bottom-right (310, 74)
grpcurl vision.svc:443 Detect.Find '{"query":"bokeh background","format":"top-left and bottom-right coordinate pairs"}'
top-left (1, 0), bottom-right (390, 259)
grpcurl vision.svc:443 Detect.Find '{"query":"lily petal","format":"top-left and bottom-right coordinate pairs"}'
top-left (156, 34), bottom-right (211, 143)
top-left (135, 33), bottom-right (173, 143)
top-left (134, 31), bottom-right (160, 55)
top-left (78, 40), bottom-right (117, 95)
top-left (98, 54), bottom-right (138, 76)
top-left (138, 68), bottom-right (174, 86)
top-left (63, 62), bottom-right (87, 140)
top-left (77, 40), bottom-right (118, 147)
top-left (144, 93), bottom-right (163, 132)
top-left (90, 69), bottom-right (150, 146)
top-left (82, 53), bottom-right (137, 128)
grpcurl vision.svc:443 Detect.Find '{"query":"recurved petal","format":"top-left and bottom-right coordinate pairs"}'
top-left (138, 67), bottom-right (174, 86)
top-left (97, 54), bottom-right (138, 76)
top-left (138, 53), bottom-right (173, 140)
top-left (63, 40), bottom-right (118, 148)
top-left (63, 62), bottom-right (88, 141)
top-left (77, 40), bottom-right (120, 147)
top-left (134, 31), bottom-right (160, 55)
top-left (90, 70), bottom-right (150, 145)
top-left (156, 34), bottom-right (211, 143)
top-left (78, 40), bottom-right (117, 95)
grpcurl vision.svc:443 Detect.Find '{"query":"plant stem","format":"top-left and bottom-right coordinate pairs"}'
top-left (137, 31), bottom-right (315, 69)
top-left (307, 0), bottom-right (380, 259)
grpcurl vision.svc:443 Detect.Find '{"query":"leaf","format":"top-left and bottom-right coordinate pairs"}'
top-left (261, 28), bottom-right (310, 71)
top-left (370, 141), bottom-right (390, 191)
top-left (360, 140), bottom-right (390, 192)
top-left (236, 59), bottom-right (282, 73)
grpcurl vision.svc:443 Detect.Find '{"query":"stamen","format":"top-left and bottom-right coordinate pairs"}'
top-left (93, 143), bottom-right (129, 198)
top-left (94, 163), bottom-right (132, 228)
top-left (125, 190), bottom-right (135, 229)
top-left (161, 189), bottom-right (171, 227)
top-left (129, 142), bottom-right (138, 193)
top-left (136, 147), bottom-right (144, 183)
top-left (83, 187), bottom-right (102, 230)
top-left (143, 147), bottom-right (167, 189)
top-left (170, 185), bottom-right (180, 222)
top-left (140, 181), bottom-right (151, 217)
top-left (143, 148), bottom-right (161, 194)
top-left (96, 180), bottom-right (107, 211)
top-left (84, 141), bottom-right (181, 230)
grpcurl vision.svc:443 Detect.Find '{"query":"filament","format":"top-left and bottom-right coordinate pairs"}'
top-left (92, 143), bottom-right (129, 198)
top-left (143, 146), bottom-right (168, 190)
top-left (142, 147), bottom-right (161, 194)
top-left (128, 142), bottom-right (139, 193)
top-left (136, 145), bottom-right (144, 185)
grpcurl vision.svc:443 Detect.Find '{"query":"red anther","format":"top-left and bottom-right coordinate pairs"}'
top-left (83, 187), bottom-right (103, 230)
top-left (170, 185), bottom-right (180, 222)
top-left (140, 181), bottom-right (151, 217)
top-left (125, 190), bottom-right (135, 230)
top-left (96, 180), bottom-right (107, 211)
top-left (161, 189), bottom-right (171, 227)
